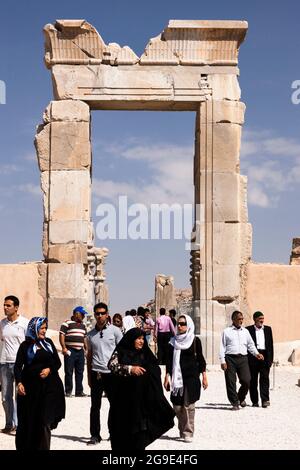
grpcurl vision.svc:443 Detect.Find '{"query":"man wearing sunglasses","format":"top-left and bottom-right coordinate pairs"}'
top-left (86, 302), bottom-right (122, 445)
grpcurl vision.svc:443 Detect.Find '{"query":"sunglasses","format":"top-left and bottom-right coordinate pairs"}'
top-left (177, 322), bottom-right (187, 327)
top-left (95, 311), bottom-right (107, 316)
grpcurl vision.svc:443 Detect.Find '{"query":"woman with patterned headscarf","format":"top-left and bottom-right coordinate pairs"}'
top-left (107, 327), bottom-right (175, 450)
top-left (14, 317), bottom-right (65, 450)
top-left (164, 314), bottom-right (208, 443)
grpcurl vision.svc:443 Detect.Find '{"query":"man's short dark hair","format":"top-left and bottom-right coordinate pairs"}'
top-left (137, 306), bottom-right (144, 316)
top-left (130, 309), bottom-right (137, 316)
top-left (169, 309), bottom-right (176, 317)
top-left (93, 302), bottom-right (108, 313)
top-left (160, 308), bottom-right (166, 315)
top-left (231, 310), bottom-right (243, 321)
top-left (4, 295), bottom-right (20, 307)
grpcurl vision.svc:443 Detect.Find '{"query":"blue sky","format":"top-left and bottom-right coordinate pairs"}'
top-left (1, 0), bottom-right (300, 313)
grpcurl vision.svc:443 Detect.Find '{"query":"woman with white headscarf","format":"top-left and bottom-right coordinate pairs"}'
top-left (164, 314), bottom-right (208, 443)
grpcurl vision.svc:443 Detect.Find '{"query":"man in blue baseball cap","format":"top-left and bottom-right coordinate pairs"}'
top-left (59, 306), bottom-right (89, 397)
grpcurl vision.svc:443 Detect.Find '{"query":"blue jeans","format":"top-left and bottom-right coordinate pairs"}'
top-left (0, 363), bottom-right (17, 428)
top-left (64, 348), bottom-right (85, 395)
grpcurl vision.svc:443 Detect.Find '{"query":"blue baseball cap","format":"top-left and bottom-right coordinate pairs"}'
top-left (73, 306), bottom-right (88, 316)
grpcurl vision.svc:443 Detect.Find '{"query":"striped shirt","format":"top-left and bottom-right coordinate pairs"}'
top-left (59, 319), bottom-right (87, 350)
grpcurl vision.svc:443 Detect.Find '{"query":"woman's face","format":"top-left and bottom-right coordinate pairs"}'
top-left (38, 322), bottom-right (47, 340)
top-left (134, 335), bottom-right (144, 350)
top-left (177, 317), bottom-right (187, 335)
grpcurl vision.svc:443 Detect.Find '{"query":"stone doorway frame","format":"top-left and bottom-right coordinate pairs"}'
top-left (35, 19), bottom-right (251, 362)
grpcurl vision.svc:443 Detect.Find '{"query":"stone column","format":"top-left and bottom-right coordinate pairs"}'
top-left (192, 74), bottom-right (252, 363)
top-left (35, 100), bottom-right (93, 329)
top-left (154, 274), bottom-right (176, 317)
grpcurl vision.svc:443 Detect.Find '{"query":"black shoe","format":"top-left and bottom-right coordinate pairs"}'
top-left (1, 426), bottom-right (16, 434)
top-left (232, 405), bottom-right (240, 411)
top-left (239, 400), bottom-right (246, 408)
top-left (87, 436), bottom-right (101, 445)
top-left (262, 401), bottom-right (269, 408)
top-left (65, 393), bottom-right (72, 397)
top-left (75, 392), bottom-right (87, 397)
top-left (252, 403), bottom-right (259, 407)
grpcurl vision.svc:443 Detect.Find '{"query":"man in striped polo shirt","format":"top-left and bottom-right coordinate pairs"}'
top-left (59, 306), bottom-right (88, 397)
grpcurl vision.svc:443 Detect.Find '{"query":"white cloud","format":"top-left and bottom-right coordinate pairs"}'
top-left (241, 129), bottom-right (300, 207)
top-left (17, 184), bottom-right (40, 196)
top-left (93, 140), bottom-right (193, 206)
top-left (0, 164), bottom-right (20, 175)
top-left (248, 185), bottom-right (270, 208)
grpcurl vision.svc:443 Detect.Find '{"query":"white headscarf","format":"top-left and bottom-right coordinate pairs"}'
top-left (169, 314), bottom-right (195, 396)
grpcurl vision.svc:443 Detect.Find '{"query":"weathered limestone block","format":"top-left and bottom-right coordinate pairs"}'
top-left (48, 263), bottom-right (87, 298)
top-left (44, 100), bottom-right (90, 123)
top-left (48, 220), bottom-right (90, 244)
top-left (35, 124), bottom-right (50, 172)
top-left (201, 172), bottom-right (247, 222)
top-left (36, 121), bottom-right (91, 171)
top-left (47, 243), bottom-right (88, 264)
top-left (50, 121), bottom-right (91, 170)
top-left (211, 100), bottom-right (245, 125)
top-left (140, 20), bottom-right (247, 66)
top-left (199, 222), bottom-right (252, 266)
top-left (41, 170), bottom-right (91, 221)
top-left (207, 74), bottom-right (241, 101)
top-left (47, 297), bottom-right (88, 330)
top-left (211, 123), bottom-right (241, 172)
top-left (200, 264), bottom-right (240, 300)
top-left (37, 262), bottom-right (47, 313)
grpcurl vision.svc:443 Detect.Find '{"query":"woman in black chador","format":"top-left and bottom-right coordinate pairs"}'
top-left (14, 317), bottom-right (65, 450)
top-left (108, 327), bottom-right (175, 450)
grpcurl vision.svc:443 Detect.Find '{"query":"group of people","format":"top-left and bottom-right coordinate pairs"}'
top-left (0, 294), bottom-right (274, 451)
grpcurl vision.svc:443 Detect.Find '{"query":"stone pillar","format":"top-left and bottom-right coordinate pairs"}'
top-left (35, 100), bottom-right (93, 329)
top-left (192, 76), bottom-right (252, 363)
top-left (154, 274), bottom-right (176, 317)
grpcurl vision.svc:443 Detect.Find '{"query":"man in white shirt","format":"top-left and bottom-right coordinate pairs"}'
top-left (219, 310), bottom-right (264, 410)
top-left (0, 295), bottom-right (29, 433)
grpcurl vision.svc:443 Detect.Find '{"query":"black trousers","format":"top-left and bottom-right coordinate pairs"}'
top-left (157, 332), bottom-right (172, 365)
top-left (224, 354), bottom-right (251, 405)
top-left (90, 371), bottom-right (114, 440)
top-left (249, 355), bottom-right (271, 404)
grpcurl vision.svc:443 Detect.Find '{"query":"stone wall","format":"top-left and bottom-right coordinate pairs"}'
top-left (0, 263), bottom-right (45, 319)
top-left (246, 262), bottom-right (300, 362)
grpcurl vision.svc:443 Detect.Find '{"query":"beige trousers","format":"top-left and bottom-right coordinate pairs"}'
top-left (173, 391), bottom-right (195, 439)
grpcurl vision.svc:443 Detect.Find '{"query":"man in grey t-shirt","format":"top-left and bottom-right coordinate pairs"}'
top-left (86, 302), bottom-right (122, 445)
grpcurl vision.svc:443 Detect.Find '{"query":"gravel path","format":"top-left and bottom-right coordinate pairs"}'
top-left (1, 364), bottom-right (300, 450)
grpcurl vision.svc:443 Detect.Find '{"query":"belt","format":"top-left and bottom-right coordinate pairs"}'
top-left (225, 354), bottom-right (246, 357)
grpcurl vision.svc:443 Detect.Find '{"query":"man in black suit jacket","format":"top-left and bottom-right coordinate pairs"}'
top-left (246, 311), bottom-right (274, 408)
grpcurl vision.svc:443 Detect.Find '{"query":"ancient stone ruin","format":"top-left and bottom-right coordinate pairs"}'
top-left (1, 19), bottom-right (300, 363)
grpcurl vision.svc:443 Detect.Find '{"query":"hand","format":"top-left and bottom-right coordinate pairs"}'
top-left (221, 363), bottom-right (227, 371)
top-left (202, 375), bottom-right (208, 390)
top-left (62, 348), bottom-right (69, 356)
top-left (256, 353), bottom-right (264, 361)
top-left (40, 368), bottom-right (50, 379)
top-left (163, 376), bottom-right (170, 391)
top-left (153, 337), bottom-right (157, 343)
top-left (131, 366), bottom-right (146, 376)
top-left (17, 383), bottom-right (26, 396)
